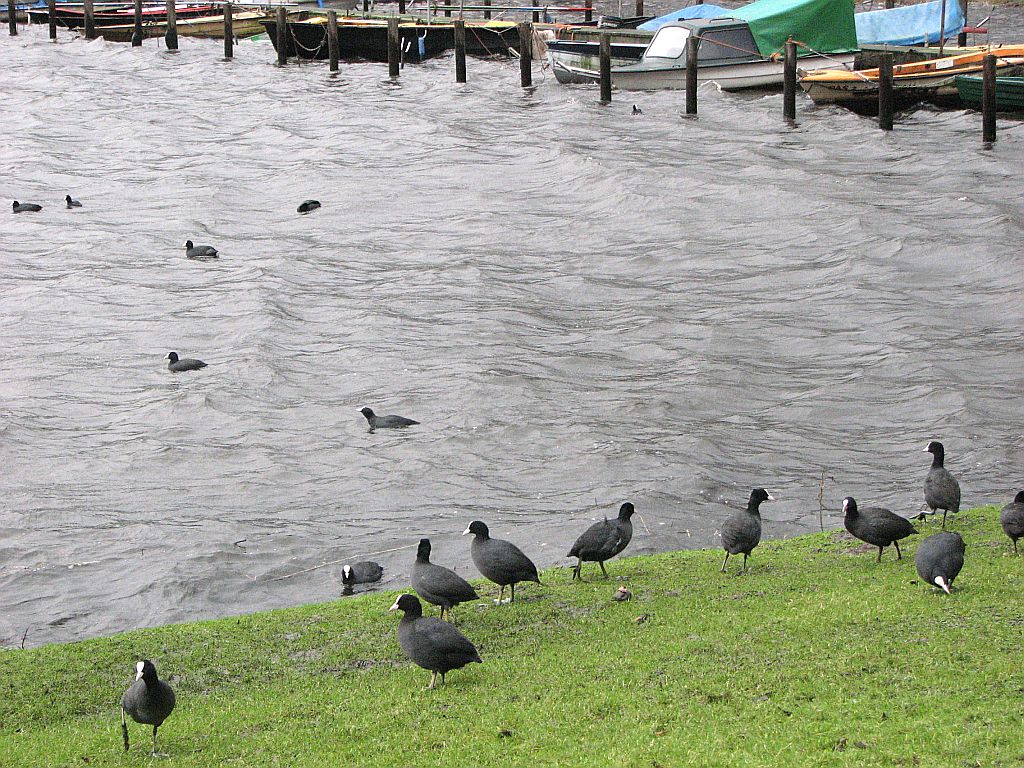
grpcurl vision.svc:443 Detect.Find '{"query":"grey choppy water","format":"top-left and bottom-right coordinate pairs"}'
top-left (2, 16), bottom-right (1023, 647)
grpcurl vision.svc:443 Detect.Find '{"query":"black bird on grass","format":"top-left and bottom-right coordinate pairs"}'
top-left (567, 502), bottom-right (635, 581)
top-left (360, 406), bottom-right (419, 431)
top-left (297, 199), bottom-right (321, 214)
top-left (463, 520), bottom-right (540, 603)
top-left (1000, 491), bottom-right (1024, 555)
top-left (390, 594), bottom-right (481, 689)
top-left (923, 441), bottom-right (961, 528)
top-left (842, 496), bottom-right (917, 562)
top-left (121, 660), bottom-right (176, 755)
top-left (65, 195), bottom-right (82, 208)
top-left (184, 240), bottom-right (218, 259)
top-left (720, 488), bottom-right (774, 574)
top-left (166, 351), bottom-right (207, 372)
top-left (342, 561), bottom-right (384, 586)
top-left (13, 200), bottom-right (42, 213)
top-left (915, 531), bottom-right (965, 594)
top-left (411, 538), bottom-right (479, 621)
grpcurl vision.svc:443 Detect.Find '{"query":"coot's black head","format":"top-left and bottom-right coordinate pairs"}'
top-left (416, 538), bottom-right (432, 562)
top-left (12, 201), bottom-right (18, 209)
top-left (65, 195), bottom-right (72, 203)
top-left (618, 502), bottom-right (635, 520)
top-left (748, 488), bottom-right (775, 511)
top-left (389, 593), bottom-right (422, 617)
top-left (360, 407), bottom-right (375, 418)
top-left (184, 240), bottom-right (194, 249)
top-left (842, 496), bottom-right (858, 517)
top-left (1015, 491), bottom-right (1024, 504)
top-left (463, 520), bottom-right (489, 539)
top-left (166, 352), bottom-right (179, 362)
top-left (134, 659), bottom-right (158, 683)
top-left (924, 441), bottom-right (945, 465)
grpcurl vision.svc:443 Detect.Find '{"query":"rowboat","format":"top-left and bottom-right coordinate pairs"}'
top-left (27, 3), bottom-right (218, 28)
top-left (90, 10), bottom-right (271, 42)
top-left (955, 74), bottom-right (1024, 111)
top-left (799, 45), bottom-right (1024, 114)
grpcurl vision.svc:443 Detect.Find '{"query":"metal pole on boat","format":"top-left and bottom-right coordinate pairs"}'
top-left (387, 16), bottom-right (400, 77)
top-left (982, 53), bottom-right (996, 143)
top-left (7, 0), bottom-right (16, 36)
top-left (483, 0), bottom-right (490, 19)
top-left (327, 9), bottom-right (339, 71)
top-left (878, 54), bottom-right (894, 130)
top-left (685, 35), bottom-right (698, 115)
top-left (454, 18), bottom-right (467, 82)
top-left (132, 0), bottom-right (143, 46)
top-left (165, 0), bottom-right (177, 50)
top-left (518, 21), bottom-right (532, 87)
top-left (223, 3), bottom-right (233, 58)
top-left (783, 39), bottom-right (797, 121)
top-left (83, 0), bottom-right (95, 39)
top-left (938, 0), bottom-right (947, 56)
top-left (276, 5), bottom-right (287, 65)
top-left (48, 0), bottom-right (57, 39)
top-left (599, 33), bottom-right (612, 103)
top-left (584, 0), bottom-right (592, 23)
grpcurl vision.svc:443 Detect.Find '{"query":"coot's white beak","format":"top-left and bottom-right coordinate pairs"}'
top-left (135, 661), bottom-right (144, 681)
top-left (462, 526), bottom-right (471, 535)
top-left (935, 576), bottom-right (951, 595)
top-left (388, 599), bottom-right (401, 612)
top-left (766, 493), bottom-right (776, 501)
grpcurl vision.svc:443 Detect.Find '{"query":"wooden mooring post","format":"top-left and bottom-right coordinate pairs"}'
top-left (387, 17), bottom-right (400, 77)
top-left (454, 18), bottom-right (467, 82)
top-left (276, 6), bottom-right (287, 65)
top-left (982, 53), bottom-right (996, 143)
top-left (957, 0), bottom-right (968, 46)
top-left (483, 0), bottom-right (491, 19)
top-left (783, 39), bottom-right (797, 121)
top-left (48, 0), bottom-right (57, 39)
top-left (399, 0), bottom-right (406, 12)
top-left (599, 34), bottom-right (612, 103)
top-left (224, 3), bottom-right (233, 58)
top-left (165, 0), bottom-right (177, 50)
top-left (8, 0), bottom-right (16, 36)
top-left (518, 21), bottom-right (532, 87)
top-left (328, 10), bottom-right (339, 72)
top-left (83, 0), bottom-right (95, 39)
top-left (878, 54), bottom-right (894, 130)
top-left (685, 35), bottom-right (698, 115)
top-left (584, 0), bottom-right (592, 22)
top-left (635, 0), bottom-right (643, 15)
top-left (131, 0), bottom-right (143, 46)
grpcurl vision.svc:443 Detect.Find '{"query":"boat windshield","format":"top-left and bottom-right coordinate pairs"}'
top-left (698, 28), bottom-right (758, 61)
top-left (645, 26), bottom-right (690, 60)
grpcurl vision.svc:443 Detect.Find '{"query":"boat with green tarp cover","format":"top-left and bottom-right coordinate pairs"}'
top-left (549, 0), bottom-right (858, 90)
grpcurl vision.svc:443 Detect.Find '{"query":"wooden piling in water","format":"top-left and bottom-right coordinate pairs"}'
top-left (48, 0), bottom-right (57, 39)
top-left (276, 6), bottom-right (287, 65)
top-left (83, 0), bottom-right (95, 39)
top-left (635, 0), bottom-right (643, 15)
top-left (454, 19), bottom-right (466, 82)
top-left (8, 0), bottom-right (16, 36)
top-left (884, 0), bottom-right (893, 8)
top-left (957, 0), bottom-right (968, 46)
top-left (518, 22), bottom-right (532, 87)
top-left (165, 0), bottom-right (177, 50)
top-left (584, 0), bottom-right (592, 22)
top-left (685, 35), bottom-right (698, 115)
top-left (131, 0), bottom-right (143, 46)
top-left (483, 0), bottom-right (491, 19)
top-left (387, 17), bottom-right (400, 77)
top-left (783, 39), bottom-right (797, 121)
top-left (878, 54), bottom-right (894, 130)
top-left (328, 10), bottom-right (339, 72)
top-left (982, 53), bottom-right (996, 142)
top-left (399, 0), bottom-right (406, 12)
top-left (599, 34), bottom-right (612, 103)
top-left (224, 3), bottom-right (233, 58)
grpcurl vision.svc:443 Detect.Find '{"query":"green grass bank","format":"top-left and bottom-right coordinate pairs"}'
top-left (2, 506), bottom-right (1021, 767)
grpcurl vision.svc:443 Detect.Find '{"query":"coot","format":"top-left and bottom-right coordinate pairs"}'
top-left (360, 407), bottom-right (419, 431)
top-left (166, 352), bottom-right (207, 372)
top-left (411, 538), bottom-right (479, 621)
top-left (184, 240), bottom-right (218, 259)
top-left (342, 561), bottom-right (384, 585)
top-left (923, 441), bottom-right (961, 528)
top-left (390, 593), bottom-right (481, 689)
top-left (65, 195), bottom-right (82, 208)
top-left (121, 660), bottom-right (176, 755)
top-left (915, 531), bottom-right (965, 594)
top-left (463, 520), bottom-right (540, 603)
top-left (297, 199), bottom-right (321, 214)
top-left (842, 496), bottom-right (918, 562)
top-left (721, 488), bottom-right (774, 574)
top-left (1000, 491), bottom-right (1024, 555)
top-left (567, 502), bottom-right (635, 581)
top-left (13, 201), bottom-right (42, 213)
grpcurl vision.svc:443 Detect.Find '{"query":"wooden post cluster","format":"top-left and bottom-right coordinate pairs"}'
top-left (8, 0), bottom-right (16, 36)
top-left (982, 53), bottom-right (996, 142)
top-left (131, 0), bottom-right (143, 46)
top-left (685, 35), bottom-right (698, 115)
top-left (783, 39), bottom-right (797, 121)
top-left (387, 16), bottom-right (400, 77)
top-left (328, 10), bottom-right (339, 72)
top-left (83, 0), bottom-right (95, 39)
top-left (276, 6), bottom-right (287, 65)
top-left (518, 22), bottom-right (532, 87)
top-left (224, 3), bottom-right (233, 59)
top-left (878, 54), bottom-right (894, 130)
top-left (454, 18), bottom-right (467, 82)
top-left (599, 34), bottom-right (612, 103)
top-left (48, 0), bottom-right (57, 40)
top-left (165, 0), bottom-right (177, 50)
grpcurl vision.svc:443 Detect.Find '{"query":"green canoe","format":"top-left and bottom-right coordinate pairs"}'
top-left (955, 75), bottom-right (1024, 111)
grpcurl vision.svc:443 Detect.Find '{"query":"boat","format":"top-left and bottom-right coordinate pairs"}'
top-left (548, 0), bottom-right (859, 91)
top-left (955, 74), bottom-right (1024, 111)
top-left (800, 45), bottom-right (1024, 114)
top-left (90, 10), bottom-right (272, 42)
top-left (855, 0), bottom-right (963, 47)
top-left (261, 15), bottom-right (522, 62)
top-left (27, 3), bottom-right (219, 28)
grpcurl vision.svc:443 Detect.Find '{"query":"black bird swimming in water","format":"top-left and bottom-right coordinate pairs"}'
top-left (65, 195), bottom-right (82, 208)
top-left (360, 407), bottom-right (419, 431)
top-left (166, 352), bottom-right (207, 372)
top-left (297, 199), bottom-right (321, 214)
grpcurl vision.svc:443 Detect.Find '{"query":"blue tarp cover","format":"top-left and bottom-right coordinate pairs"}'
top-left (855, 0), bottom-right (964, 46)
top-left (637, 4), bottom-right (731, 31)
